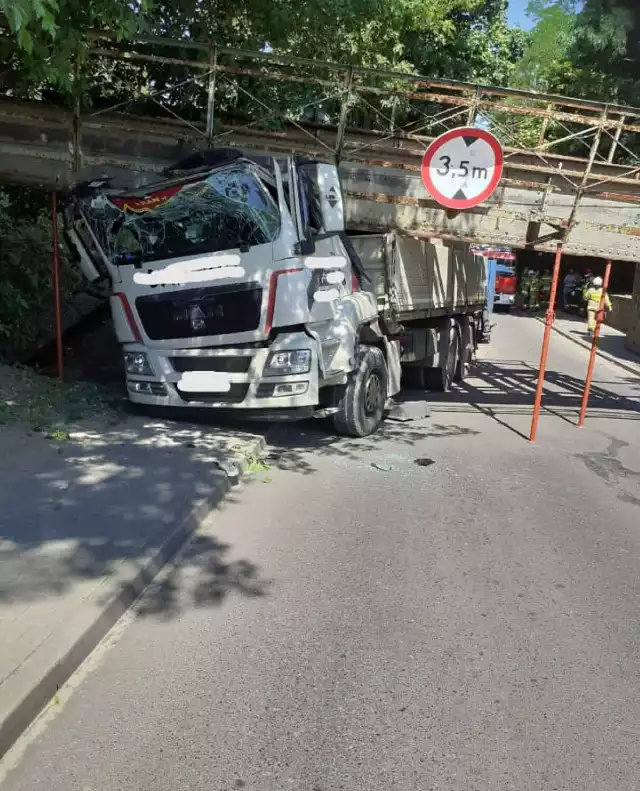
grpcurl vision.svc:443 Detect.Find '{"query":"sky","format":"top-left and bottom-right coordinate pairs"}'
top-left (507, 0), bottom-right (534, 30)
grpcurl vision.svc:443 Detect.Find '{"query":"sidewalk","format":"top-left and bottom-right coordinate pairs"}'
top-left (0, 407), bottom-right (264, 757)
top-left (542, 311), bottom-right (640, 378)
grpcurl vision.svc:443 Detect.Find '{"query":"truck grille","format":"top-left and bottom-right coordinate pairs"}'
top-left (171, 356), bottom-right (252, 374)
top-left (136, 283), bottom-right (262, 340)
top-left (177, 383), bottom-right (250, 404)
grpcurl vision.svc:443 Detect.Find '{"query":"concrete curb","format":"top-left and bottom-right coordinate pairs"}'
top-left (537, 317), bottom-right (640, 378)
top-left (0, 435), bottom-right (265, 759)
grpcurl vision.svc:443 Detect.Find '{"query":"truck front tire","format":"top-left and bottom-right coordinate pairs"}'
top-left (333, 346), bottom-right (388, 437)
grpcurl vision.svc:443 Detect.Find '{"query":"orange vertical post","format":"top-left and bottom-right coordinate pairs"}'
top-left (529, 241), bottom-right (563, 443)
top-left (577, 260), bottom-right (612, 427)
top-left (51, 191), bottom-right (64, 380)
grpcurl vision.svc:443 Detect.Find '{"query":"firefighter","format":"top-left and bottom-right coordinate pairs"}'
top-left (584, 276), bottom-right (612, 335)
top-left (562, 268), bottom-right (578, 309)
top-left (518, 269), bottom-right (530, 308)
top-left (527, 269), bottom-right (540, 311)
top-left (539, 269), bottom-right (552, 309)
top-left (581, 269), bottom-right (594, 301)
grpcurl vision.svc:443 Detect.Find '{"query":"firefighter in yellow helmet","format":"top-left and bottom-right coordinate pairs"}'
top-left (584, 276), bottom-right (612, 335)
top-left (539, 269), bottom-right (552, 309)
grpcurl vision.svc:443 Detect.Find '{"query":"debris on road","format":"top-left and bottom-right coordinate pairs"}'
top-left (414, 457), bottom-right (435, 468)
top-left (387, 402), bottom-right (431, 423)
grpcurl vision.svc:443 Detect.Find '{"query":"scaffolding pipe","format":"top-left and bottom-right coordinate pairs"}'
top-left (51, 191), bottom-right (64, 380)
top-left (577, 260), bottom-right (612, 427)
top-left (529, 241), bottom-right (563, 443)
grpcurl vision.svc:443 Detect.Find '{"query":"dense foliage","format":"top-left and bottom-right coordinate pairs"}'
top-left (515, 0), bottom-right (639, 105)
top-left (0, 0), bottom-right (526, 92)
top-left (2, 0), bottom-right (637, 108)
top-left (0, 189), bottom-right (82, 361)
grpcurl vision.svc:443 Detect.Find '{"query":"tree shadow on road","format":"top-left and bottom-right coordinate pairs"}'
top-left (0, 418), bottom-right (269, 620)
top-left (404, 357), bottom-right (640, 441)
top-left (1, 354), bottom-right (637, 619)
top-left (262, 418), bottom-right (480, 476)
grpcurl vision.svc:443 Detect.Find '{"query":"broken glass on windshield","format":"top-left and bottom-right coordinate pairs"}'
top-left (81, 165), bottom-right (280, 266)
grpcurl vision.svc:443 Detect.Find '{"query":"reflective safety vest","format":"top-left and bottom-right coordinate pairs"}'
top-left (584, 287), bottom-right (612, 312)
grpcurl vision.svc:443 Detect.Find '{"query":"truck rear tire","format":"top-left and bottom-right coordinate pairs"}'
top-left (333, 346), bottom-right (388, 437)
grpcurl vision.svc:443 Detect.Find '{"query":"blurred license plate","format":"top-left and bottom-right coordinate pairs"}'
top-left (176, 371), bottom-right (231, 393)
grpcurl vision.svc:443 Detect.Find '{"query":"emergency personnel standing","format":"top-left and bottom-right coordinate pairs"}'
top-left (563, 269), bottom-right (578, 309)
top-left (581, 269), bottom-right (594, 300)
top-left (527, 269), bottom-right (540, 311)
top-left (539, 270), bottom-right (552, 309)
top-left (584, 276), bottom-right (612, 335)
top-left (579, 269), bottom-right (594, 316)
top-left (518, 269), bottom-right (530, 308)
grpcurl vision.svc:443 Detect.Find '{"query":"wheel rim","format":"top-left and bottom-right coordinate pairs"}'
top-left (364, 372), bottom-right (382, 415)
top-left (445, 331), bottom-right (458, 387)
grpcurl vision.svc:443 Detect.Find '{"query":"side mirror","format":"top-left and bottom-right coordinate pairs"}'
top-left (316, 164), bottom-right (345, 233)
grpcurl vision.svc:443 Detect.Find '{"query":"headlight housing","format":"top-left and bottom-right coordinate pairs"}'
top-left (264, 349), bottom-right (311, 376)
top-left (124, 352), bottom-right (153, 377)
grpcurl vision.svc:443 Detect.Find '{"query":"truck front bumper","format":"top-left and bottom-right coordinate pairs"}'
top-left (122, 332), bottom-right (320, 410)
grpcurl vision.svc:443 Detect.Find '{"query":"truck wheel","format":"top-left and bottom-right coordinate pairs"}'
top-left (455, 321), bottom-right (473, 382)
top-left (424, 325), bottom-right (459, 392)
top-left (333, 346), bottom-right (388, 437)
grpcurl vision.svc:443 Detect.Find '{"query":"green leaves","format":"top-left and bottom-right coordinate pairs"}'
top-left (0, 0), bottom-right (59, 40)
top-left (2, 0), bottom-right (528, 92)
top-left (512, 1), bottom-right (578, 92)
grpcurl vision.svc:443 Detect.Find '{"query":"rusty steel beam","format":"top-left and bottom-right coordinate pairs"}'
top-left (564, 107), bottom-right (608, 234)
top-left (83, 32), bottom-right (640, 118)
top-left (85, 44), bottom-right (640, 138)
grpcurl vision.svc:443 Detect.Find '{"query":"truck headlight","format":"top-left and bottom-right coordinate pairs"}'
top-left (124, 352), bottom-right (153, 376)
top-left (264, 349), bottom-right (311, 376)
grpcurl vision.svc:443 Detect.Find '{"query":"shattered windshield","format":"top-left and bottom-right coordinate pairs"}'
top-left (81, 165), bottom-right (280, 266)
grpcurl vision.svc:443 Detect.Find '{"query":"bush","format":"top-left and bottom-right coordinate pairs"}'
top-left (0, 188), bottom-right (83, 361)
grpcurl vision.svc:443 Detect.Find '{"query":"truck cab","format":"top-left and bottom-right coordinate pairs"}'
top-left (64, 149), bottom-right (402, 436)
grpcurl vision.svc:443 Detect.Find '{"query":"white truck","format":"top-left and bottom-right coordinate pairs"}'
top-left (64, 149), bottom-right (489, 436)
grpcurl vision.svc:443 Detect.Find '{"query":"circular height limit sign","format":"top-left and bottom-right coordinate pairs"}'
top-left (421, 127), bottom-right (504, 210)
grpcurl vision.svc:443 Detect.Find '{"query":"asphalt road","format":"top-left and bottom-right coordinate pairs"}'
top-left (2, 313), bottom-right (640, 791)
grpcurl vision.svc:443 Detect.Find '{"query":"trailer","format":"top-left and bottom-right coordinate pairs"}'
top-left (352, 234), bottom-right (490, 388)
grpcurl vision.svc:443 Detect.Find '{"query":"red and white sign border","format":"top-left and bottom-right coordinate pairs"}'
top-left (421, 127), bottom-right (504, 210)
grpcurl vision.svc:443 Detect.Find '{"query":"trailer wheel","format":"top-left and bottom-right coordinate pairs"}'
top-left (333, 346), bottom-right (388, 437)
top-left (424, 324), bottom-right (459, 392)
